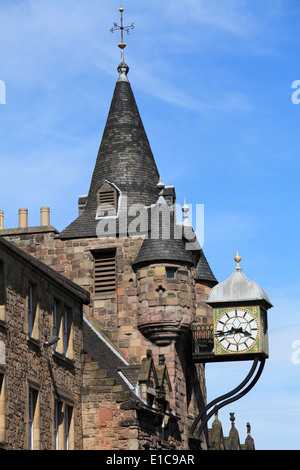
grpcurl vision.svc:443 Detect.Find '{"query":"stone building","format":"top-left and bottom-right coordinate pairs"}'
top-left (0, 40), bottom-right (256, 448)
top-left (0, 236), bottom-right (89, 450)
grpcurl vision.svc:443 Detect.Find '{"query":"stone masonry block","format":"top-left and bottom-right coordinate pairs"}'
top-left (114, 391), bottom-right (132, 403)
top-left (99, 408), bottom-right (114, 421)
top-left (155, 266), bottom-right (166, 276)
top-left (88, 369), bottom-right (108, 379)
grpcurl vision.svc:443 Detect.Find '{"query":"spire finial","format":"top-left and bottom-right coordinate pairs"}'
top-left (110, 1), bottom-right (134, 63)
top-left (234, 251), bottom-right (241, 267)
top-left (157, 176), bottom-right (165, 193)
top-left (182, 199), bottom-right (191, 226)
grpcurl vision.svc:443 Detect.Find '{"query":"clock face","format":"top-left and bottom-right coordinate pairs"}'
top-left (214, 308), bottom-right (259, 353)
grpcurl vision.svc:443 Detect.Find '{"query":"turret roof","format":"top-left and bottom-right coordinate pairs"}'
top-left (208, 255), bottom-right (272, 308)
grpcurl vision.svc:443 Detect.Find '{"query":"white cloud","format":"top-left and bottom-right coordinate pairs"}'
top-left (128, 62), bottom-right (254, 114)
top-left (0, 0), bottom-right (281, 116)
top-left (0, 0), bottom-right (114, 84)
top-left (154, 0), bottom-right (286, 46)
top-left (162, 0), bottom-right (257, 37)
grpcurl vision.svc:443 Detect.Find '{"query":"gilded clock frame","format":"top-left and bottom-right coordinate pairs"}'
top-left (213, 306), bottom-right (262, 356)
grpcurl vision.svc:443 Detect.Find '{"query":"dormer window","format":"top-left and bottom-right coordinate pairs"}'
top-left (96, 182), bottom-right (118, 217)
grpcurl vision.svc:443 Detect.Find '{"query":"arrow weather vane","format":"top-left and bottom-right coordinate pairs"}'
top-left (110, 0), bottom-right (135, 62)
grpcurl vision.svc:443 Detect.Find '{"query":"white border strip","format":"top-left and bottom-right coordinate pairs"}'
top-left (84, 316), bottom-right (129, 366)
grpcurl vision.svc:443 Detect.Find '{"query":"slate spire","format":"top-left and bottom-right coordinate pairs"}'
top-left (86, 63), bottom-right (160, 212)
top-left (59, 62), bottom-right (160, 239)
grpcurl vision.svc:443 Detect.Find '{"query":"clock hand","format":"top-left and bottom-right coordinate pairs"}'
top-left (216, 327), bottom-right (251, 338)
top-left (241, 329), bottom-right (251, 337)
top-left (216, 327), bottom-right (239, 337)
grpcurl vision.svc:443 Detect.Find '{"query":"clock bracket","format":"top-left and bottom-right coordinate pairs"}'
top-left (189, 355), bottom-right (266, 446)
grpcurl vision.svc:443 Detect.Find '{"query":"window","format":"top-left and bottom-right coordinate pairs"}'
top-left (54, 400), bottom-right (60, 450)
top-left (166, 268), bottom-right (177, 279)
top-left (63, 309), bottom-right (68, 357)
top-left (65, 405), bottom-right (73, 450)
top-left (62, 308), bottom-right (73, 359)
top-left (28, 285), bottom-right (33, 335)
top-left (27, 282), bottom-right (39, 340)
top-left (53, 301), bottom-right (73, 359)
top-left (54, 399), bottom-right (74, 450)
top-left (0, 261), bottom-right (5, 322)
top-left (28, 388), bottom-right (40, 450)
top-left (28, 389), bottom-right (34, 449)
top-left (96, 182), bottom-right (118, 217)
top-left (0, 374), bottom-right (5, 445)
top-left (53, 301), bottom-right (58, 352)
top-left (94, 250), bottom-right (116, 294)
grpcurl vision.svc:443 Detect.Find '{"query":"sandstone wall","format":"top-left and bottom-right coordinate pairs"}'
top-left (0, 244), bottom-right (83, 450)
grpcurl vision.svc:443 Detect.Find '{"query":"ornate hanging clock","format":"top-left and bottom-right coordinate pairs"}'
top-left (208, 253), bottom-right (272, 359)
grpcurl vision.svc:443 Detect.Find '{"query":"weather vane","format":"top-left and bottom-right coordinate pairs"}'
top-left (110, 0), bottom-right (134, 62)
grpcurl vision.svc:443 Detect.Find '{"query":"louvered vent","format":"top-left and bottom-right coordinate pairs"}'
top-left (97, 182), bottom-right (118, 216)
top-left (94, 251), bottom-right (116, 294)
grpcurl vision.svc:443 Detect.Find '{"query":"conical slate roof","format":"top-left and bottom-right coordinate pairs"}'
top-left (59, 62), bottom-right (160, 239)
top-left (132, 202), bottom-right (195, 268)
top-left (132, 201), bottom-right (217, 283)
top-left (195, 249), bottom-right (218, 285)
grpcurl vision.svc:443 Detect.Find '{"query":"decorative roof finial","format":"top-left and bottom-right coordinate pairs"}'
top-left (246, 422), bottom-right (251, 435)
top-left (182, 199), bottom-right (191, 226)
top-left (230, 412), bottom-right (236, 427)
top-left (234, 251), bottom-right (241, 268)
top-left (110, 0), bottom-right (134, 64)
top-left (157, 176), bottom-right (165, 193)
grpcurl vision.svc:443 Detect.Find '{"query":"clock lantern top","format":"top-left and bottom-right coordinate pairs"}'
top-left (207, 253), bottom-right (272, 359)
top-left (207, 252), bottom-right (273, 311)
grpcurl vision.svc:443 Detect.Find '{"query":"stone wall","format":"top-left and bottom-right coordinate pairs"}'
top-left (82, 353), bottom-right (139, 450)
top-left (195, 282), bottom-right (213, 325)
top-left (81, 352), bottom-right (184, 451)
top-left (0, 243), bottom-right (84, 450)
top-left (2, 228), bottom-right (213, 449)
top-left (1, 230), bottom-right (143, 360)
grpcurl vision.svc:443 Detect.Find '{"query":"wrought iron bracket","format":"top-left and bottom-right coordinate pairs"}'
top-left (190, 356), bottom-right (266, 442)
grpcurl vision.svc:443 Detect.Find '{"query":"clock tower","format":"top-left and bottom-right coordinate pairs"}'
top-left (207, 253), bottom-right (273, 359)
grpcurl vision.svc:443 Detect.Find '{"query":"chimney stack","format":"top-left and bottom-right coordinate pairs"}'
top-left (18, 209), bottom-right (28, 228)
top-left (40, 207), bottom-right (50, 226)
top-left (0, 211), bottom-right (3, 230)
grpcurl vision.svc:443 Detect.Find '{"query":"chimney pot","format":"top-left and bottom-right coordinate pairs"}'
top-left (19, 209), bottom-right (28, 228)
top-left (0, 211), bottom-right (3, 230)
top-left (40, 207), bottom-right (50, 226)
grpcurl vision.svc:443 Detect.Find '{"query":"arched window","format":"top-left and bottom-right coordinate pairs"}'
top-left (96, 182), bottom-right (118, 217)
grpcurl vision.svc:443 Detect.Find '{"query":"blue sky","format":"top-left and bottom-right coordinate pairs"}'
top-left (1, 0), bottom-right (300, 450)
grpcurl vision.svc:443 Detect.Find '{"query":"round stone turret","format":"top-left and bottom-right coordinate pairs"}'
top-left (133, 201), bottom-right (195, 346)
top-left (135, 264), bottom-right (194, 346)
